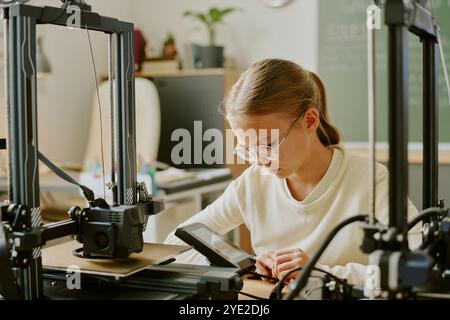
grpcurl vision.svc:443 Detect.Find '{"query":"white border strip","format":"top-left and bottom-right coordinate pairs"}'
top-left (343, 142), bottom-right (450, 152)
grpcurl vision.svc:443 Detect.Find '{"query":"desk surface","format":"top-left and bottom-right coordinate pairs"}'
top-left (0, 170), bottom-right (80, 193)
top-left (240, 278), bottom-right (279, 300)
top-left (0, 170), bottom-right (232, 196)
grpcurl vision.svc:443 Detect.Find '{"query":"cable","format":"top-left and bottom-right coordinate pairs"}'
top-left (270, 267), bottom-right (302, 300)
top-left (269, 266), bottom-right (348, 300)
top-left (232, 290), bottom-right (269, 301)
top-left (244, 268), bottom-right (278, 282)
top-left (108, 34), bottom-right (117, 205)
top-left (430, 0), bottom-right (437, 18)
top-left (72, 247), bottom-right (111, 260)
top-left (38, 0), bottom-right (70, 24)
top-left (303, 285), bottom-right (324, 299)
top-left (3, 18), bottom-right (11, 202)
top-left (437, 29), bottom-right (450, 110)
top-left (85, 23), bottom-right (106, 200)
top-left (284, 215), bottom-right (367, 300)
top-left (367, 4), bottom-right (377, 226)
top-left (314, 267), bottom-right (347, 282)
top-left (430, 0), bottom-right (450, 111)
top-left (403, 207), bottom-right (447, 237)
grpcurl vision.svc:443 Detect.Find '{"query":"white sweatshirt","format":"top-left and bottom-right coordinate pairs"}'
top-left (165, 148), bottom-right (421, 286)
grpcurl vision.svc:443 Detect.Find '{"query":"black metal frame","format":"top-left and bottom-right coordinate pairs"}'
top-left (290, 0), bottom-right (448, 299)
top-left (2, 3), bottom-right (136, 299)
top-left (385, 0), bottom-right (439, 232)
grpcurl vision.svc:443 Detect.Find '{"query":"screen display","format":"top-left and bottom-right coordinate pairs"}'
top-left (191, 227), bottom-right (246, 261)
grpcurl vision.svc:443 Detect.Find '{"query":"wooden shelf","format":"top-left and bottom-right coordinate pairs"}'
top-left (135, 68), bottom-right (226, 78)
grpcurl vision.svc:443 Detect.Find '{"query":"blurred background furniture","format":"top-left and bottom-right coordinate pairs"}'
top-left (0, 76), bottom-right (238, 245)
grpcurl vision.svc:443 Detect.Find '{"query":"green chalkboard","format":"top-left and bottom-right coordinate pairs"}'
top-left (318, 0), bottom-right (450, 143)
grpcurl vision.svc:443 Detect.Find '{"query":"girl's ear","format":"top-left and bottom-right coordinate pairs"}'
top-left (304, 107), bottom-right (319, 130)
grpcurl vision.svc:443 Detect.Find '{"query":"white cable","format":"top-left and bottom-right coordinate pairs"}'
top-left (367, 9), bottom-right (377, 225)
top-left (437, 29), bottom-right (450, 110)
top-left (109, 35), bottom-right (116, 203)
top-left (85, 25), bottom-right (106, 200)
top-left (3, 19), bottom-right (10, 200)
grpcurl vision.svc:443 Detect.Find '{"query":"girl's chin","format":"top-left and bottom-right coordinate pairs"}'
top-left (261, 167), bottom-right (283, 177)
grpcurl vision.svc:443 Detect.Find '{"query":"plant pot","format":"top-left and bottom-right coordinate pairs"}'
top-left (198, 45), bottom-right (224, 68)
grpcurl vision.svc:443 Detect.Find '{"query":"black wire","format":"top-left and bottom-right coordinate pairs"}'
top-left (269, 266), bottom-right (348, 300)
top-left (232, 290), bottom-right (268, 301)
top-left (38, 1), bottom-right (70, 24)
top-left (244, 268), bottom-right (278, 282)
top-left (284, 215), bottom-right (368, 300)
top-left (270, 267), bottom-right (303, 300)
top-left (72, 247), bottom-right (111, 260)
top-left (85, 22), bottom-right (107, 200)
top-left (315, 267), bottom-right (348, 282)
top-left (403, 207), bottom-right (447, 236)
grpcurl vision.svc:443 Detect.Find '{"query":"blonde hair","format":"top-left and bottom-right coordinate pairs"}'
top-left (224, 59), bottom-right (340, 147)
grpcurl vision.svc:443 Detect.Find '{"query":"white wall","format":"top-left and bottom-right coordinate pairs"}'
top-left (0, 0), bottom-right (134, 166)
top-left (132, 0), bottom-right (318, 71)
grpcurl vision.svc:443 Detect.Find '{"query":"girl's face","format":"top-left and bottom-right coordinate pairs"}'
top-left (228, 108), bottom-right (320, 179)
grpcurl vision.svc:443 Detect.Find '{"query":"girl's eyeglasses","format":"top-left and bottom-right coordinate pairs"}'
top-left (234, 111), bottom-right (305, 164)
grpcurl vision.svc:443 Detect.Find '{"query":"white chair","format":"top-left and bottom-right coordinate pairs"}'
top-left (83, 78), bottom-right (161, 173)
top-left (39, 78), bottom-right (161, 222)
top-left (35, 78), bottom-right (224, 243)
top-left (83, 78), bottom-right (188, 244)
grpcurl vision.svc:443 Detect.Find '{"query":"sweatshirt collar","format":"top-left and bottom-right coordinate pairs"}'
top-left (281, 148), bottom-right (347, 208)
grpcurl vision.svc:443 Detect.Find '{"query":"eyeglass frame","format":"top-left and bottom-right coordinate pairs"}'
top-left (233, 111), bottom-right (306, 163)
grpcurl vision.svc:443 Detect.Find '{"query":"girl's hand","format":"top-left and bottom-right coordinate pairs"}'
top-left (272, 248), bottom-right (309, 283)
top-left (255, 251), bottom-right (276, 282)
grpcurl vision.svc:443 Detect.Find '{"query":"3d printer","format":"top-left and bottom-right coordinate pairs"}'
top-left (0, 0), bottom-right (242, 300)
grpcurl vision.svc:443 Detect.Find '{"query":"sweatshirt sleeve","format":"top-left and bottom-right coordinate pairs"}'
top-left (164, 174), bottom-right (246, 265)
top-left (315, 262), bottom-right (368, 286)
top-left (315, 162), bottom-right (422, 287)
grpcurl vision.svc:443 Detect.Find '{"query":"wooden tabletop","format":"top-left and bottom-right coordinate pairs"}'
top-left (240, 277), bottom-right (284, 300)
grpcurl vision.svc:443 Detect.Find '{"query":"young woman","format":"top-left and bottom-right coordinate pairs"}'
top-left (165, 59), bottom-right (420, 286)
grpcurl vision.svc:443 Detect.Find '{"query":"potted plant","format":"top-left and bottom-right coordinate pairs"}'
top-left (184, 7), bottom-right (237, 68)
top-left (163, 32), bottom-right (178, 60)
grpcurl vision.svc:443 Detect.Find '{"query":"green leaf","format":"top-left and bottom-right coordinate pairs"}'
top-left (209, 8), bottom-right (221, 22)
top-left (209, 7), bottom-right (237, 24)
top-left (183, 7), bottom-right (239, 45)
top-left (196, 13), bottom-right (209, 25)
top-left (183, 11), bottom-right (208, 26)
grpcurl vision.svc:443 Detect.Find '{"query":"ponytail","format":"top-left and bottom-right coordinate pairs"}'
top-left (309, 71), bottom-right (341, 147)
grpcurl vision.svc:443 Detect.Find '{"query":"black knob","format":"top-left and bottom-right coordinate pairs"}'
top-left (68, 206), bottom-right (81, 220)
top-left (95, 232), bottom-right (109, 250)
top-left (234, 277), bottom-right (244, 291)
top-left (0, 139), bottom-right (6, 150)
